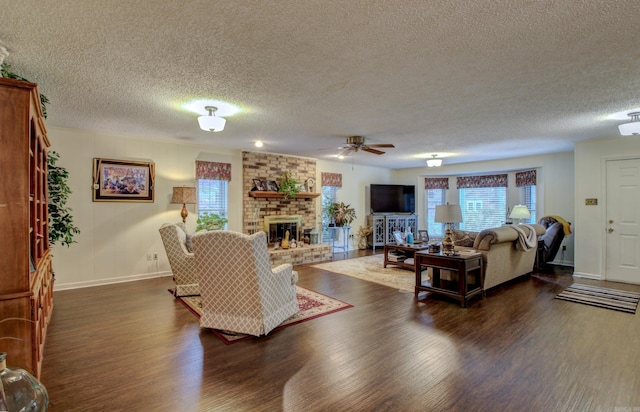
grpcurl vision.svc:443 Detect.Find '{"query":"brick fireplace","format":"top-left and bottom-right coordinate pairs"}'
top-left (242, 151), bottom-right (332, 265)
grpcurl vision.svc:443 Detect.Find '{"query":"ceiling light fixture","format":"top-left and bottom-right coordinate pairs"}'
top-left (426, 154), bottom-right (443, 167)
top-left (255, 140), bottom-right (264, 148)
top-left (618, 112), bottom-right (640, 136)
top-left (198, 106), bottom-right (226, 132)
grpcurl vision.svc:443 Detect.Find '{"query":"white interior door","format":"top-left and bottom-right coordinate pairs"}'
top-left (606, 158), bottom-right (640, 284)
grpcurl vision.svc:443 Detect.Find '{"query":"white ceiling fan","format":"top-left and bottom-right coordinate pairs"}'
top-left (337, 136), bottom-right (395, 157)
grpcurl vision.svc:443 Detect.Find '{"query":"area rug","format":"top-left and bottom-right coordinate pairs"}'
top-left (555, 283), bottom-right (640, 313)
top-left (172, 287), bottom-right (353, 344)
top-left (311, 254), bottom-right (415, 292)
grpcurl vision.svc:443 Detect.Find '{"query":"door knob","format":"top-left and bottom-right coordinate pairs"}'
top-left (609, 219), bottom-right (614, 224)
top-left (608, 228), bottom-right (614, 233)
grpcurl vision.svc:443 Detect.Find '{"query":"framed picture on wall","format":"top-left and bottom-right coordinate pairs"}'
top-left (92, 158), bottom-right (155, 202)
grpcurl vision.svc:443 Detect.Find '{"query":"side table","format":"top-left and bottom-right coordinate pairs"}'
top-left (414, 251), bottom-right (484, 307)
top-left (327, 226), bottom-right (351, 255)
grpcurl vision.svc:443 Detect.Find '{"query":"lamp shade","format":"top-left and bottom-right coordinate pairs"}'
top-left (171, 187), bottom-right (197, 204)
top-left (509, 205), bottom-right (531, 220)
top-left (198, 115), bottom-right (226, 132)
top-left (435, 204), bottom-right (463, 223)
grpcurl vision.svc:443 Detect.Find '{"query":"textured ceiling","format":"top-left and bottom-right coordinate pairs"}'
top-left (2, 0), bottom-right (640, 169)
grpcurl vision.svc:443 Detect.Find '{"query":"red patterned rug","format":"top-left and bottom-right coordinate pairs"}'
top-left (171, 286), bottom-right (353, 344)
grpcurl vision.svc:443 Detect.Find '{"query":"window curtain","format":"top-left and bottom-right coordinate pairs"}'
top-left (425, 177), bottom-right (449, 190)
top-left (515, 169), bottom-right (536, 187)
top-left (321, 172), bottom-right (342, 187)
top-left (457, 174), bottom-right (508, 188)
top-left (195, 161), bottom-right (232, 181)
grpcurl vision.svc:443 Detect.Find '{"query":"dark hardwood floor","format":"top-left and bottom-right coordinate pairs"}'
top-left (41, 250), bottom-right (640, 411)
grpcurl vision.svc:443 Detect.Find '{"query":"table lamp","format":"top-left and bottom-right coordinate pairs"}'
top-left (509, 205), bottom-right (531, 224)
top-left (171, 186), bottom-right (197, 223)
top-left (435, 204), bottom-right (463, 255)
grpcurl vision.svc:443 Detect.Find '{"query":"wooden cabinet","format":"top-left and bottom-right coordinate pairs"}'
top-left (0, 78), bottom-right (53, 379)
top-left (367, 214), bottom-right (418, 250)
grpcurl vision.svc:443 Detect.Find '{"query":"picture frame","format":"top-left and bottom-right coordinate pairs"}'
top-left (252, 179), bottom-right (265, 191)
top-left (418, 230), bottom-right (429, 243)
top-left (265, 180), bottom-right (279, 192)
top-left (393, 231), bottom-right (404, 245)
top-left (92, 158), bottom-right (155, 202)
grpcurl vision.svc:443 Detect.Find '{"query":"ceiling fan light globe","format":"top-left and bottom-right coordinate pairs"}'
top-left (427, 158), bottom-right (442, 167)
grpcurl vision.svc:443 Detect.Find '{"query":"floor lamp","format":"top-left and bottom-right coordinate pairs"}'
top-left (435, 204), bottom-right (463, 256)
top-left (171, 186), bottom-right (197, 223)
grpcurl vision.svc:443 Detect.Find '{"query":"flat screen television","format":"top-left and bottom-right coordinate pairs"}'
top-left (370, 184), bottom-right (415, 214)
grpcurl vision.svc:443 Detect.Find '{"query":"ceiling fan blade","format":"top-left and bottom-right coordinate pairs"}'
top-left (338, 148), bottom-right (354, 157)
top-left (366, 143), bottom-right (395, 148)
top-left (362, 147), bottom-right (385, 155)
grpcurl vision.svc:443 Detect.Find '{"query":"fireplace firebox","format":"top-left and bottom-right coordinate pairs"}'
top-left (263, 215), bottom-right (302, 245)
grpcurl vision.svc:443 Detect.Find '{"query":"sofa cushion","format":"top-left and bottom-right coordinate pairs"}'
top-left (451, 229), bottom-right (477, 247)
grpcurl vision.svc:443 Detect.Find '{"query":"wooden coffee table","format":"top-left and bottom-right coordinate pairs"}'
top-left (383, 243), bottom-right (429, 271)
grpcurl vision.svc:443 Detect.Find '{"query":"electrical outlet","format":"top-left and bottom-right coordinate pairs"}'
top-left (146, 253), bottom-right (152, 261)
top-left (153, 253), bottom-right (158, 260)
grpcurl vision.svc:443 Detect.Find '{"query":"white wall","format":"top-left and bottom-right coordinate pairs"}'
top-left (49, 124), bottom-right (582, 289)
top-left (49, 126), bottom-right (244, 290)
top-left (574, 136), bottom-right (640, 279)
top-left (315, 159), bottom-right (392, 235)
top-left (393, 152), bottom-right (575, 265)
top-left (49, 127), bottom-right (392, 290)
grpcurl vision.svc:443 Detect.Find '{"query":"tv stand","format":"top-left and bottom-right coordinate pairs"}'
top-left (367, 214), bottom-right (418, 251)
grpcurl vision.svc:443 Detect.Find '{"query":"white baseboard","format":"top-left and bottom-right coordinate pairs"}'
top-left (54, 271), bottom-right (173, 291)
top-left (572, 271), bottom-right (601, 280)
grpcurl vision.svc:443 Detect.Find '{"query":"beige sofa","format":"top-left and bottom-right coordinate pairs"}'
top-left (450, 224), bottom-right (546, 290)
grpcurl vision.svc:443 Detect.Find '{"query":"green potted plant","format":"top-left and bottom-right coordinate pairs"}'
top-left (327, 201), bottom-right (357, 227)
top-left (196, 212), bottom-right (228, 231)
top-left (277, 171), bottom-right (300, 199)
top-left (48, 151), bottom-right (80, 247)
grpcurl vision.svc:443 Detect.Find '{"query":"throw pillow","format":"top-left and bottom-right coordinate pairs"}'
top-left (185, 233), bottom-right (194, 253)
top-left (451, 229), bottom-right (477, 247)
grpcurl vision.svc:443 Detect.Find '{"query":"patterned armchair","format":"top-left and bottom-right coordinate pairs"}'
top-left (159, 222), bottom-right (199, 297)
top-left (192, 230), bottom-right (299, 336)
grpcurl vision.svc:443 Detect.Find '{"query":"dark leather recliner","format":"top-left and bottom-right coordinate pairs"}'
top-left (538, 217), bottom-right (566, 264)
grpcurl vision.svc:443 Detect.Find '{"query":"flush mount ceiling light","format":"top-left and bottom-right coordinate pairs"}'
top-left (198, 106), bottom-right (226, 132)
top-left (618, 112), bottom-right (640, 136)
top-left (426, 154), bottom-right (443, 167)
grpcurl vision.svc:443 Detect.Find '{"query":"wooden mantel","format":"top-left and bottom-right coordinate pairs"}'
top-left (248, 191), bottom-right (320, 199)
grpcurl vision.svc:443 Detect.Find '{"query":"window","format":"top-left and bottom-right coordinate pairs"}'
top-left (197, 179), bottom-right (228, 227)
top-left (520, 184), bottom-right (536, 224)
top-left (515, 169), bottom-right (537, 224)
top-left (459, 186), bottom-right (507, 232)
top-left (321, 185), bottom-right (338, 241)
top-left (426, 188), bottom-right (446, 239)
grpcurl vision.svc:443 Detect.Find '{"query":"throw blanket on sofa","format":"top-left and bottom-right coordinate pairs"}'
top-left (512, 224), bottom-right (537, 251)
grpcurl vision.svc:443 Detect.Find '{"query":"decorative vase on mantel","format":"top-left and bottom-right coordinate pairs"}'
top-left (0, 352), bottom-right (49, 411)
